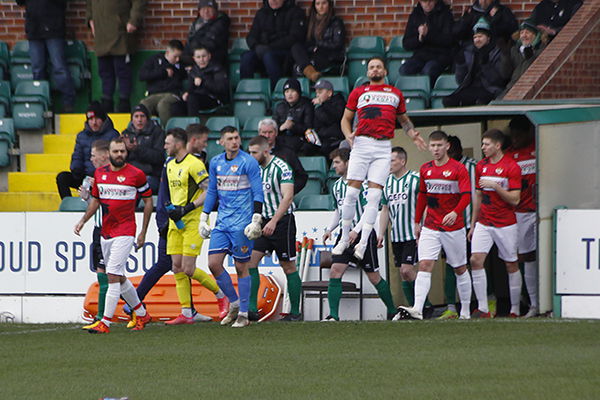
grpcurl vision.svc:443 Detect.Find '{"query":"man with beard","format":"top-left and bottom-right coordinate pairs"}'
top-left (74, 138), bottom-right (153, 333)
top-left (334, 57), bottom-right (425, 262)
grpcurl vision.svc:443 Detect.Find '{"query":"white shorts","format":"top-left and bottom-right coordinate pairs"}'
top-left (471, 222), bottom-right (518, 262)
top-left (418, 227), bottom-right (467, 267)
top-left (100, 236), bottom-right (135, 276)
top-left (516, 212), bottom-right (536, 254)
top-left (346, 136), bottom-right (391, 186)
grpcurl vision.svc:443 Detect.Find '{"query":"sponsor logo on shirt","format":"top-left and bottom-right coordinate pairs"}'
top-left (480, 175), bottom-right (509, 191)
top-left (97, 183), bottom-right (137, 200)
top-left (217, 174), bottom-right (250, 191)
top-left (425, 179), bottom-right (459, 194)
top-left (357, 92), bottom-right (399, 109)
top-left (517, 159), bottom-right (535, 175)
top-left (282, 171), bottom-right (292, 180)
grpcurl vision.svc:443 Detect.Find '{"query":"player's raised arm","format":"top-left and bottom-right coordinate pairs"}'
top-left (398, 113), bottom-right (426, 151)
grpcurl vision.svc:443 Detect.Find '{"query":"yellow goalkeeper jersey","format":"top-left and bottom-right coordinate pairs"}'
top-left (166, 153), bottom-right (208, 208)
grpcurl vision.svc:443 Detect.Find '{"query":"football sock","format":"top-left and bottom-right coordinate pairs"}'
top-left (286, 271), bottom-right (302, 315)
top-left (174, 272), bottom-right (193, 309)
top-left (401, 280), bottom-right (415, 306)
top-left (358, 188), bottom-right (382, 247)
top-left (96, 272), bottom-right (108, 320)
top-left (508, 270), bottom-right (523, 315)
top-left (471, 269), bottom-right (489, 313)
top-left (182, 308), bottom-right (193, 318)
top-left (192, 268), bottom-right (220, 293)
top-left (444, 264), bottom-right (457, 309)
top-left (374, 278), bottom-right (396, 314)
top-left (328, 278), bottom-right (342, 320)
top-left (413, 271), bottom-right (431, 313)
top-left (215, 271), bottom-right (239, 303)
top-left (340, 185), bottom-right (360, 242)
top-left (237, 275), bottom-right (251, 313)
top-left (121, 279), bottom-right (147, 317)
top-left (135, 244), bottom-right (172, 301)
top-left (455, 271), bottom-right (472, 317)
top-left (524, 261), bottom-right (538, 308)
top-left (102, 282), bottom-right (120, 327)
top-left (249, 268), bottom-right (260, 313)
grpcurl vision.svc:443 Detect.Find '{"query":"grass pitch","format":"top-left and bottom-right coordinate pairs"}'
top-left (1, 319), bottom-right (599, 400)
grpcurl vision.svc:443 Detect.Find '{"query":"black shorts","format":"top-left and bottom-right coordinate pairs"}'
top-left (91, 226), bottom-right (105, 272)
top-left (392, 240), bottom-right (417, 266)
top-left (253, 214), bottom-right (297, 261)
top-left (331, 230), bottom-right (379, 273)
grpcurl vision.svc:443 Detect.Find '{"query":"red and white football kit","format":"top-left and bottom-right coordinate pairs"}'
top-left (506, 143), bottom-right (536, 253)
top-left (415, 158), bottom-right (471, 267)
top-left (92, 163), bottom-right (152, 275)
top-left (471, 154), bottom-right (522, 262)
top-left (345, 83), bottom-right (406, 186)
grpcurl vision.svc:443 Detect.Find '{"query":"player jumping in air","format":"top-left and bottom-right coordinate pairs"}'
top-left (335, 57), bottom-right (426, 261)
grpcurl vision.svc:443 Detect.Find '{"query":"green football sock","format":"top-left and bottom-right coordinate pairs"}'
top-left (401, 280), bottom-right (415, 306)
top-left (445, 264), bottom-right (457, 306)
top-left (286, 271), bottom-right (302, 315)
top-left (96, 272), bottom-right (108, 320)
top-left (328, 278), bottom-right (342, 320)
top-left (374, 278), bottom-right (396, 314)
top-left (249, 267), bottom-right (260, 313)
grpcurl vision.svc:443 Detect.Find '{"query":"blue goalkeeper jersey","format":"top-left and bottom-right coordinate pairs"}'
top-left (204, 150), bottom-right (263, 230)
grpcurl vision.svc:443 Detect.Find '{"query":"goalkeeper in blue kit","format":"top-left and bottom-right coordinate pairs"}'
top-left (199, 126), bottom-right (264, 328)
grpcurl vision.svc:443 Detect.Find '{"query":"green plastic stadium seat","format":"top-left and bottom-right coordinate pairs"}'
top-left (242, 115), bottom-right (268, 139)
top-left (49, 40), bottom-right (90, 90)
top-left (235, 78), bottom-right (271, 97)
top-left (272, 77), bottom-right (310, 102)
top-left (404, 96), bottom-right (427, 111)
top-left (430, 74), bottom-right (458, 108)
top-left (0, 81), bottom-right (11, 117)
top-left (0, 41), bottom-right (9, 80)
top-left (299, 156), bottom-right (327, 182)
top-left (228, 38), bottom-right (249, 63)
top-left (206, 138), bottom-right (224, 161)
top-left (164, 116), bottom-right (200, 131)
top-left (395, 75), bottom-right (431, 108)
top-left (206, 116), bottom-right (240, 139)
top-left (10, 64), bottom-right (33, 89)
top-left (0, 133), bottom-right (11, 167)
top-left (233, 79), bottom-right (271, 127)
top-left (59, 197), bottom-right (88, 212)
top-left (297, 194), bottom-right (335, 211)
top-left (12, 80), bottom-right (51, 105)
top-left (386, 59), bottom-right (410, 87)
top-left (10, 41), bottom-right (30, 65)
top-left (293, 177), bottom-right (322, 204)
top-left (347, 36), bottom-right (385, 57)
top-left (11, 81), bottom-right (50, 130)
top-left (317, 76), bottom-right (349, 98)
top-left (229, 61), bottom-right (241, 90)
top-left (0, 118), bottom-right (15, 143)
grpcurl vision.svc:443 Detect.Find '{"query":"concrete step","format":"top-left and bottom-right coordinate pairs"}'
top-left (0, 192), bottom-right (61, 211)
top-left (25, 153), bottom-right (71, 173)
top-left (57, 113), bottom-right (130, 135)
top-left (43, 134), bottom-right (76, 153)
top-left (8, 172), bottom-right (60, 192)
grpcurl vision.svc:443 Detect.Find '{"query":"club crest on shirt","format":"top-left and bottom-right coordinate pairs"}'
top-left (117, 176), bottom-right (125, 183)
top-left (495, 168), bottom-right (503, 174)
top-left (241, 246), bottom-right (248, 253)
top-left (230, 165), bottom-right (239, 173)
top-left (442, 170), bottom-right (451, 177)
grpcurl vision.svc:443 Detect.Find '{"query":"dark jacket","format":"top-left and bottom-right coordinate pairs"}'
top-left (272, 144), bottom-right (307, 194)
top-left (499, 37), bottom-right (546, 98)
top-left (454, 43), bottom-right (507, 97)
top-left (313, 93), bottom-right (345, 147)
top-left (531, 0), bottom-right (582, 35)
top-left (273, 96), bottom-right (314, 139)
top-left (186, 61), bottom-right (229, 104)
top-left (70, 118), bottom-right (119, 178)
top-left (16, 0), bottom-right (67, 40)
top-left (403, 0), bottom-right (454, 63)
top-left (86, 0), bottom-right (147, 57)
top-left (246, 0), bottom-right (306, 51)
top-left (453, 0), bottom-right (518, 49)
top-left (122, 119), bottom-right (165, 178)
top-left (139, 53), bottom-right (186, 95)
top-left (307, 16), bottom-right (346, 63)
top-left (187, 12), bottom-right (230, 67)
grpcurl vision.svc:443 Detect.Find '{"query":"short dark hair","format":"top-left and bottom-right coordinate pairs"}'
top-left (248, 135), bottom-right (269, 148)
top-left (166, 127), bottom-right (188, 144)
top-left (329, 147), bottom-right (350, 162)
top-left (429, 130), bottom-right (448, 141)
top-left (167, 39), bottom-right (184, 51)
top-left (220, 125), bottom-right (238, 137)
top-left (391, 146), bottom-right (407, 160)
top-left (193, 46), bottom-right (211, 55)
top-left (109, 137), bottom-right (126, 148)
top-left (482, 128), bottom-right (506, 146)
top-left (367, 56), bottom-right (387, 71)
top-left (92, 139), bottom-right (110, 152)
top-left (447, 135), bottom-right (463, 157)
top-left (186, 123), bottom-right (209, 137)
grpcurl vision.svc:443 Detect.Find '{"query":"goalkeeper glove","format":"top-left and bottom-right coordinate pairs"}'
top-left (167, 202), bottom-right (196, 221)
top-left (244, 213), bottom-right (263, 240)
top-left (199, 212), bottom-right (211, 239)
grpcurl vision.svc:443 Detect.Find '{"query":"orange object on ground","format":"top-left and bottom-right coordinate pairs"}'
top-left (83, 273), bottom-right (281, 323)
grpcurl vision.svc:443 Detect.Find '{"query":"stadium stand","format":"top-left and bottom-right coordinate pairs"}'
top-left (346, 36), bottom-right (385, 86)
top-left (233, 78), bottom-right (271, 126)
top-left (431, 74), bottom-right (459, 109)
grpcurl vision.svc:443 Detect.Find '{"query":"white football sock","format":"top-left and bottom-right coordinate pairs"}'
top-left (120, 279), bottom-right (146, 317)
top-left (524, 261), bottom-right (538, 308)
top-left (508, 270), bottom-right (522, 315)
top-left (215, 290), bottom-right (225, 299)
top-left (413, 271), bottom-right (432, 313)
top-left (340, 186), bottom-right (360, 241)
top-left (358, 188), bottom-right (382, 247)
top-left (455, 271), bottom-right (472, 317)
top-left (471, 269), bottom-right (489, 313)
top-left (182, 308), bottom-right (193, 318)
top-left (102, 282), bottom-right (120, 326)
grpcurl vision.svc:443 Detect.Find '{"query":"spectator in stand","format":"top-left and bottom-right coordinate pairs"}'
top-left (56, 102), bottom-right (119, 199)
top-left (443, 18), bottom-right (507, 107)
top-left (453, 0), bottom-right (518, 50)
top-left (400, 0), bottom-right (455, 88)
top-left (258, 118), bottom-right (308, 194)
top-left (290, 0), bottom-right (346, 82)
top-left (182, 47), bottom-right (229, 116)
top-left (17, 0), bottom-right (75, 112)
top-left (499, 19), bottom-right (548, 98)
top-left (531, 0), bottom-right (582, 40)
top-left (241, 0), bottom-right (306, 88)
top-left (87, 0), bottom-right (147, 113)
top-left (186, 0), bottom-right (230, 67)
top-left (311, 79), bottom-right (345, 156)
top-left (121, 104), bottom-right (165, 193)
top-left (139, 40), bottom-right (186, 127)
top-left (273, 78), bottom-right (314, 154)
